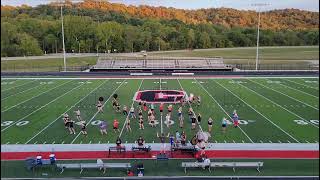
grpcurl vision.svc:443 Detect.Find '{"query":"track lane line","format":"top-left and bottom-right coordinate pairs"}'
top-left (24, 80), bottom-right (108, 144)
top-left (215, 80), bottom-right (300, 143)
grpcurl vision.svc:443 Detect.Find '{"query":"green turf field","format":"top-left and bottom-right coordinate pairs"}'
top-left (1, 77), bottom-right (319, 145)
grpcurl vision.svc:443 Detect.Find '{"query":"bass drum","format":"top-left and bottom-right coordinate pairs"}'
top-left (191, 135), bottom-right (197, 145)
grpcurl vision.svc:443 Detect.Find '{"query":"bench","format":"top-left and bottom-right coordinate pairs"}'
top-left (132, 146), bottom-right (151, 157)
top-left (56, 159), bottom-right (131, 174)
top-left (108, 146), bottom-right (126, 157)
top-left (182, 161), bottom-right (263, 174)
top-left (171, 145), bottom-right (197, 155)
top-left (211, 162), bottom-right (264, 172)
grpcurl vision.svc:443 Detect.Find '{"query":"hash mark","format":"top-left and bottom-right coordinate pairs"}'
top-left (52, 141), bottom-right (55, 144)
top-left (260, 140), bottom-right (263, 143)
top-left (98, 141), bottom-right (101, 144)
top-left (215, 140), bottom-right (217, 143)
top-left (61, 141), bottom-right (64, 144)
top-left (242, 140), bottom-right (244, 143)
top-left (224, 140), bottom-right (226, 143)
top-left (232, 140), bottom-right (235, 143)
top-left (89, 141), bottom-right (92, 144)
top-left (269, 140), bottom-right (272, 143)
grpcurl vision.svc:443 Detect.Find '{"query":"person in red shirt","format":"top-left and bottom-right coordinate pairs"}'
top-left (159, 103), bottom-right (164, 116)
top-left (113, 119), bottom-right (120, 133)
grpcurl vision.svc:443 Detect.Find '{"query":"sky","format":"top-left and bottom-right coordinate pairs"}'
top-left (1, 0), bottom-right (319, 12)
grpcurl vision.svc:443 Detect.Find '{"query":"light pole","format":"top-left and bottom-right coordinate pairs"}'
top-left (60, 4), bottom-right (66, 72)
top-left (251, 3), bottom-right (269, 71)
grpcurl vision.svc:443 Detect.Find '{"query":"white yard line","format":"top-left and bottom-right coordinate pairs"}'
top-left (160, 78), bottom-right (163, 134)
top-left (251, 80), bottom-right (319, 110)
top-left (177, 79), bottom-right (204, 132)
top-left (278, 83), bottom-right (319, 99)
top-left (195, 79), bottom-right (254, 143)
top-left (119, 79), bottom-right (144, 138)
top-left (71, 80), bottom-right (126, 144)
top-left (24, 80), bottom-right (108, 144)
top-left (285, 79), bottom-right (319, 90)
top-left (1, 81), bottom-right (83, 132)
top-left (1, 79), bottom-right (37, 92)
top-left (1, 80), bottom-right (71, 113)
top-left (238, 83), bottom-right (319, 129)
top-left (1, 83), bottom-right (43, 101)
top-left (215, 80), bottom-right (300, 143)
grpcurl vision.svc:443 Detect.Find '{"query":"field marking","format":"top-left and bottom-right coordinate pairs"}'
top-left (1, 80), bottom-right (71, 113)
top-left (25, 80), bottom-right (108, 144)
top-left (119, 79), bottom-right (144, 138)
top-left (195, 79), bottom-right (254, 143)
top-left (1, 79), bottom-right (37, 92)
top-left (278, 83), bottom-right (319, 99)
top-left (239, 82), bottom-right (319, 129)
top-left (1, 81), bottom-right (82, 132)
top-left (2, 76), bottom-right (318, 80)
top-left (177, 79), bottom-right (204, 132)
top-left (1, 83), bottom-right (44, 101)
top-left (71, 80), bottom-right (126, 144)
top-left (160, 78), bottom-right (163, 134)
top-left (215, 80), bottom-right (300, 143)
top-left (251, 80), bottom-right (319, 110)
top-left (284, 79), bottom-right (319, 90)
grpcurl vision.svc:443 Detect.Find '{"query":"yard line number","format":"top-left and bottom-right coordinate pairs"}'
top-left (1, 121), bottom-right (29, 127)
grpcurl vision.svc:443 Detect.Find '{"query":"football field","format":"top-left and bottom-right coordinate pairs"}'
top-left (1, 77), bottom-right (319, 145)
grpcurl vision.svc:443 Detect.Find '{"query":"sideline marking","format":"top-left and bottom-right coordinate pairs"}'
top-left (216, 80), bottom-right (300, 143)
top-left (279, 82), bottom-right (318, 99)
top-left (1, 83), bottom-right (43, 101)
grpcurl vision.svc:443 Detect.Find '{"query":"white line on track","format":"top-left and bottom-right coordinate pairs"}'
top-left (25, 80), bottom-right (108, 144)
top-left (238, 82), bottom-right (319, 129)
top-left (1, 83), bottom-right (43, 101)
top-left (215, 80), bottom-right (300, 143)
top-left (251, 80), bottom-right (319, 110)
top-left (2, 81), bottom-right (82, 132)
top-left (119, 79), bottom-right (144, 138)
top-left (195, 79), bottom-right (254, 143)
top-left (1, 80), bottom-right (71, 113)
top-left (177, 79), bottom-right (204, 132)
top-left (1, 79), bottom-right (37, 92)
top-left (285, 79), bottom-right (319, 90)
top-left (71, 80), bottom-right (126, 144)
top-left (278, 82), bottom-right (319, 99)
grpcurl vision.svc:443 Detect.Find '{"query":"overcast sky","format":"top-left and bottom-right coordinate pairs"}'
top-left (1, 0), bottom-right (319, 12)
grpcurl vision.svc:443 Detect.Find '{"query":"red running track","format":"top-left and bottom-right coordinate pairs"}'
top-left (1, 150), bottom-right (318, 160)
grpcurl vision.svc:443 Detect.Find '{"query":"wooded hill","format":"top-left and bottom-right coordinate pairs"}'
top-left (1, 1), bottom-right (319, 57)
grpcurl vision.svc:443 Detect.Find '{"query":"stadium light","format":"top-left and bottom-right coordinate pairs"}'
top-left (251, 3), bottom-right (269, 71)
top-left (60, 4), bottom-right (67, 72)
